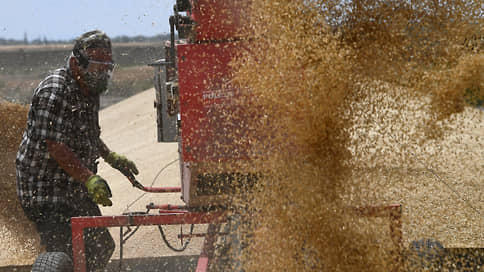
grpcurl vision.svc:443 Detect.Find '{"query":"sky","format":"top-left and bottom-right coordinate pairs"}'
top-left (0, 0), bottom-right (176, 41)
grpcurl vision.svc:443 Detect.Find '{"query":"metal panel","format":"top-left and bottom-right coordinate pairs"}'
top-left (71, 212), bottom-right (228, 272)
top-left (177, 42), bottom-right (250, 162)
top-left (152, 60), bottom-right (178, 142)
top-left (189, 0), bottom-right (251, 41)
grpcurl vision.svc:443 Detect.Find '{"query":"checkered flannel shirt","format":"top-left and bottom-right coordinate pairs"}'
top-left (16, 67), bottom-right (102, 209)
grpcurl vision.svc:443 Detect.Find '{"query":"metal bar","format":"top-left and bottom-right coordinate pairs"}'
top-left (147, 58), bottom-right (172, 67)
top-left (180, 233), bottom-right (207, 239)
top-left (169, 15), bottom-right (176, 69)
top-left (119, 226), bottom-right (124, 271)
top-left (141, 186), bottom-right (181, 193)
top-left (196, 256), bottom-right (209, 272)
top-left (389, 206), bottom-right (404, 271)
top-left (196, 224), bottom-right (218, 272)
top-left (158, 209), bottom-right (188, 214)
top-left (121, 168), bottom-right (181, 193)
top-left (147, 204), bottom-right (187, 210)
top-left (71, 221), bottom-right (87, 272)
top-left (72, 211), bottom-right (227, 272)
top-left (353, 204), bottom-right (403, 271)
top-left (179, 232), bottom-right (227, 239)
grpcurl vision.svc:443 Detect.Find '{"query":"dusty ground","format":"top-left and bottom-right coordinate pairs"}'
top-left (97, 88), bottom-right (207, 261)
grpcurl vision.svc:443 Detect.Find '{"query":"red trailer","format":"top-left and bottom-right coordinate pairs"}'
top-left (34, 1), bottom-right (404, 271)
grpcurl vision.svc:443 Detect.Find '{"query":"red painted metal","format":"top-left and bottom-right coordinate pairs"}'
top-left (177, 42), bottom-right (251, 162)
top-left (354, 204), bottom-right (403, 270)
top-left (352, 204), bottom-right (403, 246)
top-left (147, 204), bottom-right (187, 210)
top-left (146, 204), bottom-right (188, 214)
top-left (158, 209), bottom-right (188, 214)
top-left (71, 211), bottom-right (227, 272)
top-left (195, 224), bottom-right (219, 272)
top-left (196, 256), bottom-right (209, 272)
top-left (189, 0), bottom-right (251, 41)
top-left (123, 169), bottom-right (181, 193)
top-left (141, 186), bottom-right (181, 193)
top-left (179, 232), bottom-right (227, 239)
top-left (71, 203), bottom-right (402, 272)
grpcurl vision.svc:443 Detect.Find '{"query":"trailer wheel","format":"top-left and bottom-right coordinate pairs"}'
top-left (211, 214), bottom-right (246, 272)
top-left (31, 252), bottom-right (73, 272)
top-left (407, 238), bottom-right (445, 270)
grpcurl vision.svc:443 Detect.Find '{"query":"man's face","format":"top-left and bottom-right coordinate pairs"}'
top-left (82, 48), bottom-right (114, 96)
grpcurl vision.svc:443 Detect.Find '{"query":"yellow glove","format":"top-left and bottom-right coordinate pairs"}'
top-left (85, 175), bottom-right (113, 206)
top-left (105, 152), bottom-right (139, 176)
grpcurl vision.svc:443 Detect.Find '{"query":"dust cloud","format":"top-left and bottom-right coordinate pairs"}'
top-left (229, 1), bottom-right (482, 271)
top-left (0, 0), bottom-right (482, 270)
top-left (0, 102), bottom-right (40, 266)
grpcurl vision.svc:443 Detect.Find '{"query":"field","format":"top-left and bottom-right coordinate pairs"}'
top-left (0, 42), bottom-right (162, 108)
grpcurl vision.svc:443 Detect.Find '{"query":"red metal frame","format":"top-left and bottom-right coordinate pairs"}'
top-left (70, 204), bottom-right (403, 272)
top-left (188, 0), bottom-right (251, 41)
top-left (71, 210), bottom-right (227, 272)
top-left (177, 41), bottom-right (249, 162)
top-left (139, 186), bottom-right (181, 193)
top-left (195, 224), bottom-right (219, 272)
top-left (354, 204), bottom-right (403, 270)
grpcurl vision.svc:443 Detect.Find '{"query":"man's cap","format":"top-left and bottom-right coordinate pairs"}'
top-left (73, 30), bottom-right (111, 51)
top-left (72, 30), bottom-right (111, 67)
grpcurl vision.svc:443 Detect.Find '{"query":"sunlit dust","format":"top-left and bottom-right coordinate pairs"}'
top-left (229, 1), bottom-right (483, 271)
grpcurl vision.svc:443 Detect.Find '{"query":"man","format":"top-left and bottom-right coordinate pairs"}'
top-left (16, 30), bottom-right (139, 271)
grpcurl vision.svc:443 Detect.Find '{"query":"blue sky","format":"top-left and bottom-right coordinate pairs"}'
top-left (0, 0), bottom-right (176, 41)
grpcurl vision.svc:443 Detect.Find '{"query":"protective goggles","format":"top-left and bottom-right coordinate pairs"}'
top-left (87, 59), bottom-right (116, 71)
top-left (87, 59), bottom-right (116, 78)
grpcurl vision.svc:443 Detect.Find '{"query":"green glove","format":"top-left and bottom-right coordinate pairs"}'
top-left (105, 152), bottom-right (139, 175)
top-left (85, 175), bottom-right (113, 206)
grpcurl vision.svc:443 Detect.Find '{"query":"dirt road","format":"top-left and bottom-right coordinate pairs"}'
top-left (97, 88), bottom-right (206, 261)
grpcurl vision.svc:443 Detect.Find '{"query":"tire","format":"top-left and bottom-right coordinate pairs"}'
top-left (211, 214), bottom-right (246, 272)
top-left (31, 252), bottom-right (73, 272)
top-left (407, 238), bottom-right (445, 271)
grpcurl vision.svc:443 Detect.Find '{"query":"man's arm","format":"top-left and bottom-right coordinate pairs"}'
top-left (98, 138), bottom-right (111, 160)
top-left (46, 139), bottom-right (113, 206)
top-left (98, 139), bottom-right (139, 176)
top-left (46, 139), bottom-right (93, 183)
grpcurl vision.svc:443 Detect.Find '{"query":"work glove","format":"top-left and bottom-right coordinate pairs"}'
top-left (104, 152), bottom-right (139, 176)
top-left (85, 175), bottom-right (113, 206)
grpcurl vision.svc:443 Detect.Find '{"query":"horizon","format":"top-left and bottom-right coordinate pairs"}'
top-left (0, 0), bottom-right (175, 41)
top-left (0, 33), bottom-right (171, 44)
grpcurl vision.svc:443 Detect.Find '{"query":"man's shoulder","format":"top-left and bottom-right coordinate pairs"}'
top-left (35, 67), bottom-right (72, 94)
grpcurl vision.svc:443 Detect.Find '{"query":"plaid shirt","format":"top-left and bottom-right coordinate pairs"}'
top-left (16, 67), bottom-right (101, 209)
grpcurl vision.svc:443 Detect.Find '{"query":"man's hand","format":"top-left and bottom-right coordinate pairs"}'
top-left (105, 152), bottom-right (139, 176)
top-left (85, 175), bottom-right (113, 206)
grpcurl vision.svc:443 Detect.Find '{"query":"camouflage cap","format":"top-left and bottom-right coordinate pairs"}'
top-left (73, 30), bottom-right (111, 51)
top-left (72, 30), bottom-right (111, 67)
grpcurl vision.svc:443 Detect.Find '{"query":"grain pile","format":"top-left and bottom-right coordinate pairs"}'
top-left (228, 1), bottom-right (483, 271)
top-left (0, 101), bottom-right (40, 266)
